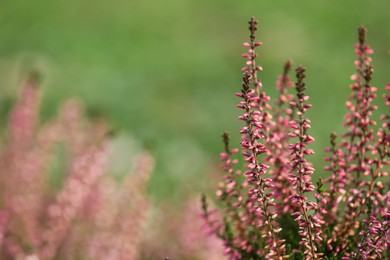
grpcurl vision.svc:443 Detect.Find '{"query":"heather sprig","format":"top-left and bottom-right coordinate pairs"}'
top-left (215, 132), bottom-right (248, 253)
top-left (343, 26), bottom-right (377, 190)
top-left (351, 201), bottom-right (390, 259)
top-left (237, 20), bottom-right (286, 259)
top-left (266, 61), bottom-right (296, 215)
top-left (203, 17), bottom-right (389, 260)
top-left (288, 66), bottom-right (323, 259)
top-left (322, 132), bottom-right (346, 226)
top-left (217, 132), bottom-right (242, 211)
top-left (325, 27), bottom-right (388, 256)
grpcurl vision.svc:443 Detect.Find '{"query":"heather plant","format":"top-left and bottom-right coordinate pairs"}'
top-left (0, 76), bottom-right (154, 259)
top-left (202, 17), bottom-right (390, 259)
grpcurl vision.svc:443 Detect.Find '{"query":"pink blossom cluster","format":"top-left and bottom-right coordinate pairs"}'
top-left (202, 17), bottom-right (390, 259)
top-left (288, 66), bottom-right (323, 259)
top-left (0, 77), bottom-right (154, 259)
top-left (266, 61), bottom-right (296, 215)
top-left (141, 197), bottom-right (225, 260)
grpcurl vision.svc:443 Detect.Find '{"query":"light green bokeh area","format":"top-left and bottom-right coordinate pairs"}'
top-left (0, 0), bottom-right (389, 201)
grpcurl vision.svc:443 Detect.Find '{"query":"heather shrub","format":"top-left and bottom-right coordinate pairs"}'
top-left (202, 17), bottom-right (389, 259)
top-left (0, 76), bottom-right (154, 259)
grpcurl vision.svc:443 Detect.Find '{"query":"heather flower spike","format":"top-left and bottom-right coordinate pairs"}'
top-left (267, 60), bottom-right (296, 215)
top-left (288, 66), bottom-right (323, 259)
top-left (203, 17), bottom-right (389, 260)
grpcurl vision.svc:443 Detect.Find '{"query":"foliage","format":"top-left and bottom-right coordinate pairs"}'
top-left (202, 17), bottom-right (390, 259)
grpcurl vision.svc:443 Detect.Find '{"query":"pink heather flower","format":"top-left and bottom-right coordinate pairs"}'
top-left (341, 27), bottom-right (377, 186)
top-left (179, 198), bottom-right (225, 260)
top-left (40, 143), bottom-right (108, 259)
top-left (57, 98), bottom-right (108, 157)
top-left (374, 83), bottom-right (390, 174)
top-left (0, 83), bottom-right (51, 258)
top-left (217, 133), bottom-right (242, 202)
top-left (321, 133), bottom-right (348, 229)
top-left (351, 211), bottom-right (390, 259)
top-left (265, 60), bottom-right (297, 215)
top-left (0, 78), bottom-right (55, 258)
top-left (143, 197), bottom-right (224, 260)
top-left (87, 152), bottom-right (154, 260)
top-left (3, 123), bottom-right (61, 252)
top-left (288, 66), bottom-right (322, 259)
top-left (207, 17), bottom-right (389, 259)
top-left (0, 77), bottom-right (156, 259)
top-left (346, 84), bottom-right (390, 258)
top-left (7, 77), bottom-right (41, 153)
top-left (329, 27), bottom-right (387, 254)
top-left (200, 195), bottom-right (223, 241)
top-left (0, 211), bottom-right (9, 251)
top-left (219, 17), bottom-right (286, 259)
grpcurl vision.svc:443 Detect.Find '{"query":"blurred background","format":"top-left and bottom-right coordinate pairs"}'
top-left (0, 0), bottom-right (389, 203)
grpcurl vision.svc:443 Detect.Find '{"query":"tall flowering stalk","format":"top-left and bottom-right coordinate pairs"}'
top-left (266, 61), bottom-right (296, 215)
top-left (288, 66), bottom-right (323, 259)
top-left (322, 132), bottom-right (346, 227)
top-left (0, 77), bottom-right (51, 257)
top-left (214, 132), bottom-right (248, 257)
top-left (203, 17), bottom-right (287, 260)
top-left (203, 17), bottom-right (389, 259)
top-left (239, 18), bottom-right (288, 259)
top-left (322, 27), bottom-right (390, 257)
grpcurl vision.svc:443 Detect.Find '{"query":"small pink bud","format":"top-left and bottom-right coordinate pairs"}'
top-left (288, 132), bottom-right (297, 138)
top-left (365, 47), bottom-right (374, 55)
top-left (220, 153), bottom-right (227, 160)
top-left (231, 148), bottom-right (239, 154)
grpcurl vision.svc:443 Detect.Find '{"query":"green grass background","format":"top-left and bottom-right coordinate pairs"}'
top-left (0, 0), bottom-right (389, 202)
